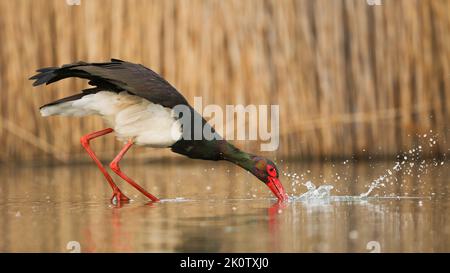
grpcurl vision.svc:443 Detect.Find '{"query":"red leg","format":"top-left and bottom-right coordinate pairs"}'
top-left (110, 139), bottom-right (160, 202)
top-left (80, 128), bottom-right (130, 204)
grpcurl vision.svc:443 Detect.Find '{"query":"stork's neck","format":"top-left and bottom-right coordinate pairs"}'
top-left (221, 142), bottom-right (255, 172)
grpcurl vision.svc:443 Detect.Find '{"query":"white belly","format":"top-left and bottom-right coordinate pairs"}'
top-left (40, 91), bottom-right (182, 147)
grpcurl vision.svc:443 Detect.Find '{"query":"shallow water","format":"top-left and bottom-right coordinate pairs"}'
top-left (0, 159), bottom-right (449, 252)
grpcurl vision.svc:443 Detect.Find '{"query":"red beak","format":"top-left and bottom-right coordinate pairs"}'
top-left (267, 177), bottom-right (289, 201)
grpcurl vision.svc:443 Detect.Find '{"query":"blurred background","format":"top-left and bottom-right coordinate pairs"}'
top-left (0, 0), bottom-right (449, 163)
top-left (1, 0), bottom-right (450, 254)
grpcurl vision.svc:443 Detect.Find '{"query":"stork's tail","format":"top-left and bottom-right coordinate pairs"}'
top-left (30, 59), bottom-right (125, 116)
top-left (29, 59), bottom-right (125, 86)
top-left (29, 61), bottom-right (92, 87)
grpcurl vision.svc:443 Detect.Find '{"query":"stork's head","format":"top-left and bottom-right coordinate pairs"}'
top-left (220, 142), bottom-right (288, 201)
top-left (248, 156), bottom-right (288, 201)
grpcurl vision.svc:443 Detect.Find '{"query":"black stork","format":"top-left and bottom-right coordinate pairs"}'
top-left (30, 59), bottom-right (288, 204)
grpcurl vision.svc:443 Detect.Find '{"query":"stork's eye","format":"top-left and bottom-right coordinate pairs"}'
top-left (266, 165), bottom-right (277, 177)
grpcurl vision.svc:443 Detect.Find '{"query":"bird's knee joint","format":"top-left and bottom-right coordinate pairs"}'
top-left (80, 136), bottom-right (90, 147)
top-left (110, 161), bottom-right (120, 172)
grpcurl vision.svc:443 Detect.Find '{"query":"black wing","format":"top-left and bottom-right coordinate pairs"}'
top-left (30, 59), bottom-right (189, 108)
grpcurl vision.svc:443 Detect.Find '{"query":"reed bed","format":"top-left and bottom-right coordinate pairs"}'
top-left (0, 0), bottom-right (448, 163)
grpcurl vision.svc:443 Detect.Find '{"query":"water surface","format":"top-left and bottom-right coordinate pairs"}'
top-left (0, 160), bottom-right (448, 252)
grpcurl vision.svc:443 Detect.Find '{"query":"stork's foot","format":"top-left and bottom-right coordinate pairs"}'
top-left (110, 190), bottom-right (130, 205)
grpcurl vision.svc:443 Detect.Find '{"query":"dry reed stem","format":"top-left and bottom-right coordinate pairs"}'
top-left (0, 0), bottom-right (448, 162)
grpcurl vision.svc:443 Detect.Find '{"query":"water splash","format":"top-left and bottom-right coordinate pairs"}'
top-left (283, 130), bottom-right (445, 202)
top-left (297, 181), bottom-right (334, 201)
top-left (289, 181), bottom-right (368, 203)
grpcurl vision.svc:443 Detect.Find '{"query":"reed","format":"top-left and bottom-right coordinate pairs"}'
top-left (0, 0), bottom-right (448, 163)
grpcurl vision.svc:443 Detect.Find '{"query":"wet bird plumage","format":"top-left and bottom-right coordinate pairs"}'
top-left (30, 59), bottom-right (288, 203)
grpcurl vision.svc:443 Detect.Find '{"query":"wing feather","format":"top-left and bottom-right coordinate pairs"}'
top-left (30, 59), bottom-right (189, 108)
